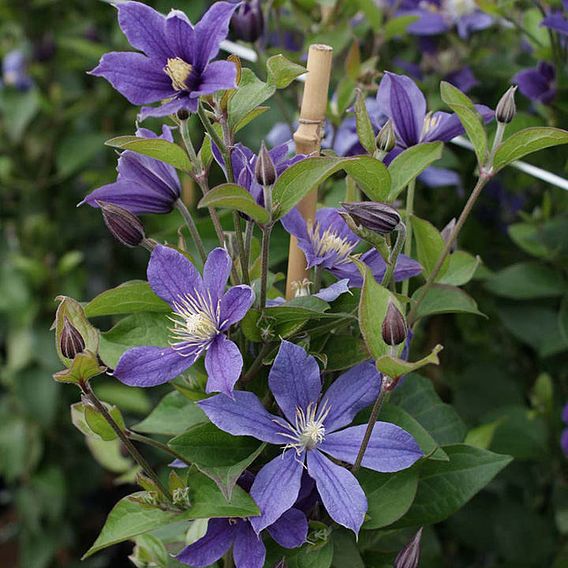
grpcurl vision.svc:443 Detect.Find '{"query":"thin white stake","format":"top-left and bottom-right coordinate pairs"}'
top-left (220, 41), bottom-right (568, 192)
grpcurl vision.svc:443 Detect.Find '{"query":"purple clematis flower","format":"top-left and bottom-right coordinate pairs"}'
top-left (281, 207), bottom-right (422, 287)
top-left (562, 403), bottom-right (568, 457)
top-left (113, 245), bottom-right (255, 395)
top-left (2, 50), bottom-right (33, 91)
top-left (199, 340), bottom-right (423, 534)
top-left (80, 126), bottom-right (181, 214)
top-left (376, 72), bottom-right (493, 162)
top-left (514, 62), bottom-right (556, 105)
top-left (445, 66), bottom-right (478, 94)
top-left (541, 0), bottom-right (568, 37)
top-left (90, 1), bottom-right (239, 119)
top-left (177, 472), bottom-right (307, 568)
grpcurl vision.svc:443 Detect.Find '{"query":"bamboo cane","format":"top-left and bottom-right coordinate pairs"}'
top-left (285, 43), bottom-right (333, 299)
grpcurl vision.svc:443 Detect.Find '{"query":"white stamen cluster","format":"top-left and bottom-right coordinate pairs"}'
top-left (164, 57), bottom-right (193, 91)
top-left (168, 291), bottom-right (220, 355)
top-left (309, 222), bottom-right (355, 265)
top-left (276, 401), bottom-right (332, 454)
top-left (443, 0), bottom-right (477, 18)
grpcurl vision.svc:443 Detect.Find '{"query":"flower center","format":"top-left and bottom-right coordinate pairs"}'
top-left (164, 57), bottom-right (193, 91)
top-left (421, 112), bottom-right (442, 139)
top-left (168, 291), bottom-right (219, 354)
top-left (275, 401), bottom-right (331, 454)
top-left (292, 278), bottom-right (312, 297)
top-left (443, 0), bottom-right (477, 18)
top-left (309, 222), bottom-right (355, 265)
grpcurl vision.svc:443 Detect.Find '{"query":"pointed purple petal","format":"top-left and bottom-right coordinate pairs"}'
top-left (406, 10), bottom-right (448, 35)
top-left (204, 335), bottom-right (242, 395)
top-left (393, 254), bottom-right (423, 282)
top-left (233, 523), bottom-right (266, 568)
top-left (250, 450), bottom-right (304, 534)
top-left (139, 97), bottom-right (196, 121)
top-left (313, 279), bottom-right (351, 302)
top-left (281, 208), bottom-right (309, 241)
top-left (418, 166), bottom-right (462, 188)
top-left (193, 2), bottom-right (239, 70)
top-left (114, 345), bottom-right (194, 387)
top-left (165, 9), bottom-right (194, 62)
top-left (269, 341), bottom-right (322, 423)
top-left (90, 52), bottom-right (172, 105)
top-left (203, 247), bottom-right (232, 303)
top-left (198, 391), bottom-right (285, 444)
top-left (377, 72), bottom-right (426, 146)
top-left (117, 1), bottom-right (169, 61)
top-left (306, 450), bottom-right (367, 534)
top-left (176, 518), bottom-right (235, 567)
top-left (321, 361), bottom-right (381, 433)
top-left (220, 285), bottom-right (255, 329)
top-left (191, 60), bottom-right (238, 97)
top-left (319, 422), bottom-right (423, 472)
top-left (147, 245), bottom-right (203, 307)
top-left (267, 508), bottom-right (308, 549)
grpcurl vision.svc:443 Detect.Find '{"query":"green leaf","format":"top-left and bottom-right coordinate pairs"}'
top-left (169, 422), bottom-right (261, 467)
top-left (234, 106), bottom-right (269, 133)
top-left (83, 469), bottom-right (259, 558)
top-left (133, 392), bottom-right (207, 436)
top-left (437, 251), bottom-right (481, 286)
top-left (228, 69), bottom-right (275, 130)
top-left (394, 445), bottom-right (512, 527)
top-left (356, 260), bottom-right (402, 359)
top-left (198, 183), bottom-right (270, 224)
top-left (197, 443), bottom-right (266, 500)
top-left (84, 281), bottom-right (170, 318)
top-left (410, 216), bottom-right (449, 279)
top-left (485, 262), bottom-right (565, 299)
top-left (508, 223), bottom-right (550, 259)
top-left (464, 420), bottom-right (502, 449)
top-left (323, 335), bottom-right (368, 371)
top-left (286, 536), bottom-right (334, 568)
top-left (440, 82), bottom-right (487, 164)
top-left (105, 136), bottom-right (192, 173)
top-left (358, 467), bottom-right (419, 529)
top-left (391, 374), bottom-right (467, 445)
top-left (493, 127), bottom-right (568, 172)
top-left (387, 143), bottom-right (443, 201)
top-left (53, 350), bottom-right (106, 384)
top-left (411, 284), bottom-right (485, 320)
top-left (266, 54), bottom-right (306, 88)
top-left (85, 403), bottom-right (125, 442)
top-left (272, 156), bottom-right (390, 218)
top-left (375, 344), bottom-right (443, 378)
top-left (354, 89), bottom-right (375, 154)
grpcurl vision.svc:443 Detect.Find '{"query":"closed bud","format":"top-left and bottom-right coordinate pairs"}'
top-left (176, 108), bottom-right (190, 121)
top-left (255, 142), bottom-right (277, 186)
top-left (382, 301), bottom-right (408, 346)
top-left (495, 85), bottom-right (517, 124)
top-left (440, 217), bottom-right (457, 253)
top-left (341, 201), bottom-right (401, 235)
top-left (98, 201), bottom-right (146, 248)
top-left (60, 317), bottom-right (85, 359)
top-left (231, 0), bottom-right (264, 43)
top-left (376, 119), bottom-right (396, 153)
top-left (394, 528), bottom-right (423, 568)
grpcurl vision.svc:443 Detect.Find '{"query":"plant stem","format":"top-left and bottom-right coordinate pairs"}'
top-left (487, 121), bottom-right (506, 167)
top-left (244, 220), bottom-right (254, 270)
top-left (80, 383), bottom-right (171, 503)
top-left (401, 178), bottom-right (416, 299)
top-left (179, 118), bottom-right (199, 165)
top-left (381, 223), bottom-right (406, 289)
top-left (407, 174), bottom-right (490, 327)
top-left (127, 431), bottom-right (190, 467)
top-left (313, 265), bottom-right (322, 293)
top-left (352, 376), bottom-right (390, 473)
top-left (259, 224), bottom-right (273, 308)
top-left (242, 342), bottom-right (273, 383)
top-left (175, 199), bottom-right (207, 263)
top-left (233, 211), bottom-right (250, 285)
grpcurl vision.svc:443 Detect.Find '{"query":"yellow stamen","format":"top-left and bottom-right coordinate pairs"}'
top-left (164, 57), bottom-right (193, 91)
top-left (309, 222), bottom-right (355, 265)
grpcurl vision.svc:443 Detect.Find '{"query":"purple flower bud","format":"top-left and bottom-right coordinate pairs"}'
top-left (394, 528), bottom-right (423, 568)
top-left (495, 85), bottom-right (517, 124)
top-left (341, 201), bottom-right (401, 235)
top-left (98, 201), bottom-right (146, 248)
top-left (255, 141), bottom-right (277, 186)
top-left (231, 0), bottom-right (264, 43)
top-left (61, 317), bottom-right (85, 359)
top-left (382, 301), bottom-right (408, 346)
top-left (376, 119), bottom-right (396, 153)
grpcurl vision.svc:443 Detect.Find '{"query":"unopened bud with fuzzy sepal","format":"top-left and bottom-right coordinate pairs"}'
top-left (231, 0), bottom-right (264, 43)
top-left (376, 119), bottom-right (396, 154)
top-left (98, 201), bottom-right (146, 248)
top-left (341, 201), bottom-right (401, 235)
top-left (440, 217), bottom-right (457, 252)
top-left (495, 85), bottom-right (517, 124)
top-left (382, 301), bottom-right (408, 346)
top-left (394, 528), bottom-right (423, 568)
top-left (60, 317), bottom-right (85, 359)
top-left (255, 142), bottom-right (277, 187)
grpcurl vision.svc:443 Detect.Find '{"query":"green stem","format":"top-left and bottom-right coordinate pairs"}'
top-left (179, 118), bottom-right (199, 165)
top-left (233, 211), bottom-right (250, 285)
top-left (313, 265), bottom-right (323, 293)
top-left (487, 121), bottom-right (506, 168)
top-left (242, 342), bottom-right (273, 384)
top-left (352, 377), bottom-right (391, 473)
top-left (259, 224), bottom-right (273, 308)
top-left (127, 431), bottom-right (190, 467)
top-left (81, 383), bottom-right (171, 503)
top-left (381, 223), bottom-right (406, 289)
top-left (407, 174), bottom-right (491, 327)
top-left (175, 199), bottom-right (207, 263)
top-left (401, 178), bottom-right (416, 299)
top-left (244, 220), bottom-right (254, 271)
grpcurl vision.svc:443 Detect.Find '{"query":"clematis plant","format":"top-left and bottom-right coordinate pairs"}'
top-left (51, 0), bottom-right (568, 566)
